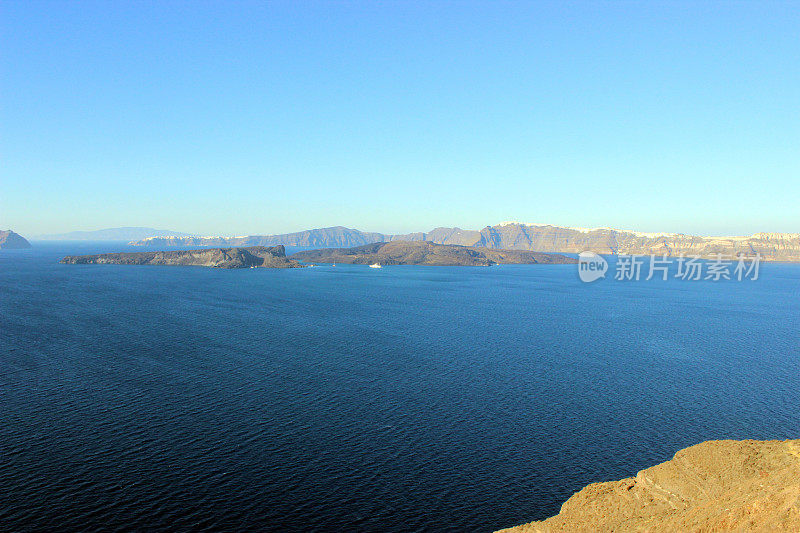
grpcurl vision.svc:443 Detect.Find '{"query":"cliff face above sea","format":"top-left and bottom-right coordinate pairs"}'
top-left (60, 245), bottom-right (303, 269)
top-left (0, 230), bottom-right (32, 249)
top-left (475, 224), bottom-right (800, 261)
top-left (130, 223), bottom-right (800, 261)
top-left (291, 241), bottom-right (576, 266)
top-left (497, 439), bottom-right (800, 533)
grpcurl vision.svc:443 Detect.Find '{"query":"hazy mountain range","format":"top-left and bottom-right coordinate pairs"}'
top-left (34, 227), bottom-right (194, 241)
top-left (132, 223), bottom-right (800, 261)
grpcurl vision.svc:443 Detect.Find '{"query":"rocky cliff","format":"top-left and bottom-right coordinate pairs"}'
top-left (473, 223), bottom-right (800, 261)
top-left (130, 223), bottom-right (800, 261)
top-left (497, 439), bottom-right (800, 533)
top-left (60, 245), bottom-right (303, 269)
top-left (0, 230), bottom-right (32, 249)
top-left (291, 241), bottom-right (576, 266)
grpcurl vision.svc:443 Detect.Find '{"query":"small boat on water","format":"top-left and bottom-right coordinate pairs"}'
top-left (369, 263), bottom-right (382, 268)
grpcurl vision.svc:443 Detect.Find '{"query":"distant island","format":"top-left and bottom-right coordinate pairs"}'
top-left (36, 227), bottom-right (194, 242)
top-left (0, 230), bottom-right (31, 249)
top-left (130, 222), bottom-right (800, 261)
top-left (58, 241), bottom-right (575, 268)
top-left (60, 245), bottom-right (303, 269)
top-left (497, 439), bottom-right (800, 532)
top-left (291, 241), bottom-right (576, 266)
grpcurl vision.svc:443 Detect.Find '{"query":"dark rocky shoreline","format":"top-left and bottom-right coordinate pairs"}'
top-left (292, 241), bottom-right (576, 266)
top-left (60, 245), bottom-right (303, 269)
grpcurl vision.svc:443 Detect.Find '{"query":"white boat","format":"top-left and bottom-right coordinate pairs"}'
top-left (369, 263), bottom-right (382, 268)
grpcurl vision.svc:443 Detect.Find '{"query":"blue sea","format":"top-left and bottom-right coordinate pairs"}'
top-left (1, 243), bottom-right (799, 532)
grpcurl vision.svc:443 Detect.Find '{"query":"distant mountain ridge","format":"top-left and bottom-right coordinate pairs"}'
top-left (132, 223), bottom-right (800, 261)
top-left (131, 226), bottom-right (386, 248)
top-left (35, 227), bottom-right (194, 241)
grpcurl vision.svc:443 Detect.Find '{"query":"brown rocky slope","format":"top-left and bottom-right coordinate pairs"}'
top-left (497, 439), bottom-right (800, 532)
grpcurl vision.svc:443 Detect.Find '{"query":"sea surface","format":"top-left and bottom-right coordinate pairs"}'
top-left (1, 243), bottom-right (799, 532)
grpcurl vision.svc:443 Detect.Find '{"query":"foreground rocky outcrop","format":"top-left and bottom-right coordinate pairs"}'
top-left (497, 439), bottom-right (800, 533)
top-left (60, 245), bottom-right (303, 269)
top-left (130, 223), bottom-right (800, 261)
top-left (291, 241), bottom-right (576, 266)
top-left (0, 230), bottom-right (32, 249)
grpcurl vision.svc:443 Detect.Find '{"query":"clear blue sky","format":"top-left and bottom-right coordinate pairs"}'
top-left (2, 1), bottom-right (798, 237)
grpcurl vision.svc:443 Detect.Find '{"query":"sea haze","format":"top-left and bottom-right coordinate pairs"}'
top-left (1, 244), bottom-right (799, 532)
